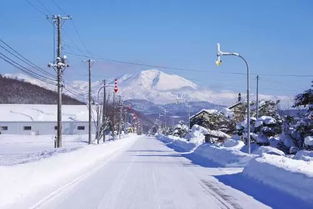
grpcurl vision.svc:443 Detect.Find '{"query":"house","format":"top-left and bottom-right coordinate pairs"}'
top-left (0, 104), bottom-right (96, 135)
top-left (189, 109), bottom-right (220, 128)
top-left (189, 108), bottom-right (235, 135)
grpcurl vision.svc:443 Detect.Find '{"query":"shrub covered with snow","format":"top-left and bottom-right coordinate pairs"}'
top-left (172, 120), bottom-right (189, 138)
top-left (185, 124), bottom-right (208, 144)
top-left (304, 136), bottom-right (313, 148)
top-left (253, 116), bottom-right (282, 145)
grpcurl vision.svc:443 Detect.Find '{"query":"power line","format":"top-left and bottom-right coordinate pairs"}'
top-left (50, 0), bottom-right (92, 57)
top-left (64, 51), bottom-right (313, 78)
top-left (35, 0), bottom-right (53, 14)
top-left (25, 0), bottom-right (47, 16)
top-left (0, 53), bottom-right (56, 85)
top-left (0, 39), bottom-right (55, 77)
top-left (51, 0), bottom-right (66, 14)
top-left (0, 51), bottom-right (56, 82)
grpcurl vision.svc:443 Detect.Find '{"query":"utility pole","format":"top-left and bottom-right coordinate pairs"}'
top-left (118, 95), bottom-right (123, 138)
top-left (48, 15), bottom-right (71, 148)
top-left (256, 75), bottom-right (259, 119)
top-left (112, 79), bottom-right (118, 140)
top-left (112, 92), bottom-right (115, 140)
top-left (102, 80), bottom-right (106, 142)
top-left (85, 59), bottom-right (94, 144)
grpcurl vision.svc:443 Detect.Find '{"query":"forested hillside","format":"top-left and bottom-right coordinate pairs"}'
top-left (0, 75), bottom-right (83, 104)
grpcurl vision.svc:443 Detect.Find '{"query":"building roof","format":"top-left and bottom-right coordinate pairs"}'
top-left (0, 104), bottom-right (89, 122)
top-left (189, 109), bottom-right (219, 119)
top-left (228, 102), bottom-right (243, 110)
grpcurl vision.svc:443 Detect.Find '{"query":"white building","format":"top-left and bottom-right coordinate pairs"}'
top-left (0, 104), bottom-right (96, 135)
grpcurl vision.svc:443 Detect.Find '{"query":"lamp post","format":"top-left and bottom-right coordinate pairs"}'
top-left (216, 43), bottom-right (251, 154)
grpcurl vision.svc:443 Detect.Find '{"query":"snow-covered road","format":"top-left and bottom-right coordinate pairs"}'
top-left (31, 136), bottom-right (268, 209)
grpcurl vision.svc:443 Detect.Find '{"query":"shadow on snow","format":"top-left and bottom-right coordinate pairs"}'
top-left (157, 136), bottom-right (312, 209)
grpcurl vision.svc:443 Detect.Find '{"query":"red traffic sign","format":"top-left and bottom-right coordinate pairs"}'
top-left (114, 79), bottom-right (118, 93)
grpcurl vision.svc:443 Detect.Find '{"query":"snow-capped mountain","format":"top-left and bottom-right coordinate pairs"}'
top-left (4, 69), bottom-right (292, 107)
top-left (6, 69), bottom-right (237, 105)
top-left (118, 70), bottom-right (197, 104)
top-left (117, 69), bottom-right (236, 105)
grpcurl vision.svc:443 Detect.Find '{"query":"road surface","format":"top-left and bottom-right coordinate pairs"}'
top-left (31, 136), bottom-right (269, 209)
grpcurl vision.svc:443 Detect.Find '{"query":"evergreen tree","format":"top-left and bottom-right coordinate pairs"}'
top-left (280, 81), bottom-right (313, 151)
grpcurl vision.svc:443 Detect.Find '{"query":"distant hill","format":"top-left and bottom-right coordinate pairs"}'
top-left (0, 75), bottom-right (83, 104)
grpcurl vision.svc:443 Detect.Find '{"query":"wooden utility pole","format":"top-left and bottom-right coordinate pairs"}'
top-left (102, 80), bottom-right (106, 142)
top-left (85, 59), bottom-right (94, 144)
top-left (48, 15), bottom-right (71, 148)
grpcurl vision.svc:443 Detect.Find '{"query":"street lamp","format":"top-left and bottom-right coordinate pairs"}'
top-left (216, 43), bottom-right (251, 154)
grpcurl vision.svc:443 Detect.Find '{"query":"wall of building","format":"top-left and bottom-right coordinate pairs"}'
top-left (0, 121), bottom-right (95, 135)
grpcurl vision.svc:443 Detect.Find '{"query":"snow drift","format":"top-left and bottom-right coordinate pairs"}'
top-left (158, 135), bottom-right (253, 167)
top-left (243, 154), bottom-right (313, 203)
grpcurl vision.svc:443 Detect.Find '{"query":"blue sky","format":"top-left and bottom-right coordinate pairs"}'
top-left (0, 0), bottom-right (313, 99)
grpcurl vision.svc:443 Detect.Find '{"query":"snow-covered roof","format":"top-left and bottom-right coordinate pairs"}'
top-left (0, 104), bottom-right (89, 122)
top-left (190, 108), bottom-right (233, 119)
top-left (189, 109), bottom-right (219, 119)
top-left (228, 102), bottom-right (242, 110)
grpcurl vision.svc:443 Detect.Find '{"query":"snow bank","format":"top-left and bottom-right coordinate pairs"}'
top-left (195, 143), bottom-right (254, 167)
top-left (253, 146), bottom-right (285, 156)
top-left (243, 154), bottom-right (313, 203)
top-left (0, 135), bottom-right (138, 208)
top-left (223, 138), bottom-right (245, 149)
top-left (163, 135), bottom-right (197, 151)
top-left (294, 150), bottom-right (313, 161)
top-left (159, 135), bottom-right (254, 167)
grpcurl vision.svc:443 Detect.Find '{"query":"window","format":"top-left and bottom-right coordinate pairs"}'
top-left (77, 126), bottom-right (85, 130)
top-left (1, 126), bottom-right (8, 131)
top-left (24, 126), bottom-right (31, 131)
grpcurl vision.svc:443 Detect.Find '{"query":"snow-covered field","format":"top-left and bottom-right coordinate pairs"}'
top-left (0, 134), bottom-right (87, 166)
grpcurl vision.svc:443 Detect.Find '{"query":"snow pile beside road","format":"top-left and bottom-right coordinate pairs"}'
top-left (252, 146), bottom-right (285, 156)
top-left (294, 150), bottom-right (313, 161)
top-left (0, 135), bottom-right (138, 208)
top-left (195, 143), bottom-right (254, 167)
top-left (163, 135), bottom-right (197, 151)
top-left (243, 154), bottom-right (313, 203)
top-left (159, 135), bottom-right (254, 167)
